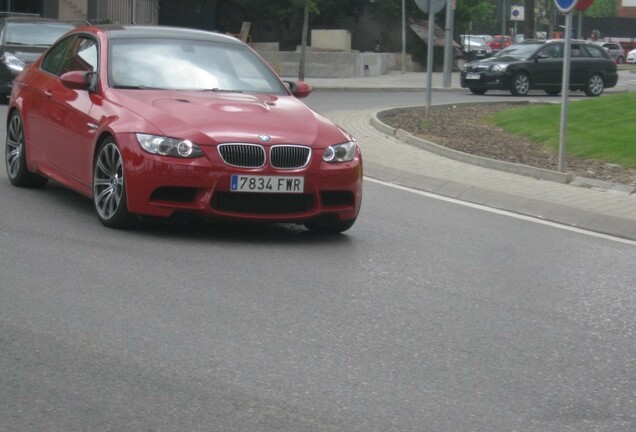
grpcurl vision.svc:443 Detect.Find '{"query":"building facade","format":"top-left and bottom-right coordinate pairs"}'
top-left (1, 0), bottom-right (159, 24)
top-left (619, 0), bottom-right (636, 18)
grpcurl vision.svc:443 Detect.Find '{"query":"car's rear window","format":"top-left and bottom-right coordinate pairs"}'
top-left (585, 44), bottom-right (609, 59)
top-left (5, 22), bottom-right (76, 46)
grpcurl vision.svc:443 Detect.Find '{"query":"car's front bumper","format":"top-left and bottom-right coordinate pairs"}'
top-left (460, 70), bottom-right (512, 90)
top-left (117, 134), bottom-right (363, 223)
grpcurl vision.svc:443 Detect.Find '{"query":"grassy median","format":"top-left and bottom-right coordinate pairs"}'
top-left (491, 92), bottom-right (636, 168)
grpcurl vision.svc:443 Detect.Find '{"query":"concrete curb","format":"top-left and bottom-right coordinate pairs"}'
top-left (372, 102), bottom-right (575, 185)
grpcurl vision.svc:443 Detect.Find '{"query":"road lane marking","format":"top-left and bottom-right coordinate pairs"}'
top-left (366, 177), bottom-right (636, 246)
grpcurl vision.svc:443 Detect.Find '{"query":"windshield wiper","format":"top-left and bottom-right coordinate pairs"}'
top-left (203, 88), bottom-right (244, 93)
top-left (112, 85), bottom-right (163, 90)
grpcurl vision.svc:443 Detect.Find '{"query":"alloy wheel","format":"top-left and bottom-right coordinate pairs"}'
top-left (5, 112), bottom-right (47, 188)
top-left (511, 72), bottom-right (530, 96)
top-left (585, 74), bottom-right (604, 97)
top-left (5, 113), bottom-right (23, 179)
top-left (93, 142), bottom-right (125, 220)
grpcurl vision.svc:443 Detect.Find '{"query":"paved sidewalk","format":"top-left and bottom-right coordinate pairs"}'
top-left (299, 71), bottom-right (636, 240)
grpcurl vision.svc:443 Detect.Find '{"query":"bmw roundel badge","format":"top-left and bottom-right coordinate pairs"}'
top-left (258, 134), bottom-right (271, 143)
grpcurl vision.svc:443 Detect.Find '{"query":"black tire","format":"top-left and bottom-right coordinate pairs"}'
top-left (544, 89), bottom-right (561, 96)
top-left (584, 74), bottom-right (604, 97)
top-left (616, 56), bottom-right (624, 65)
top-left (304, 217), bottom-right (356, 234)
top-left (469, 87), bottom-right (487, 95)
top-left (92, 139), bottom-right (135, 228)
top-left (510, 72), bottom-right (530, 96)
top-left (5, 111), bottom-right (48, 188)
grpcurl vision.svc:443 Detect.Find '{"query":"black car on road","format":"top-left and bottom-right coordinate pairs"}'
top-left (0, 16), bottom-right (79, 99)
top-left (460, 39), bottom-right (618, 97)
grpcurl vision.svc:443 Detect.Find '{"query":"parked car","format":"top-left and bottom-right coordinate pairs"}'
top-left (461, 35), bottom-right (493, 60)
top-left (627, 48), bottom-right (636, 64)
top-left (487, 35), bottom-right (512, 53)
top-left (594, 41), bottom-right (625, 64)
top-left (0, 16), bottom-right (79, 99)
top-left (5, 25), bottom-right (363, 232)
top-left (460, 39), bottom-right (618, 96)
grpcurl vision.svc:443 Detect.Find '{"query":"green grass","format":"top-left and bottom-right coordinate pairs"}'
top-left (490, 92), bottom-right (636, 168)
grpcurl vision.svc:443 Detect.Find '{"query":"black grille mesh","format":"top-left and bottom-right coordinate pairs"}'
top-left (270, 146), bottom-right (311, 169)
top-left (218, 144), bottom-right (265, 168)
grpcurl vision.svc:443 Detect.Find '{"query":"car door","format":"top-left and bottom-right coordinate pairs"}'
top-left (532, 42), bottom-right (563, 87)
top-left (569, 43), bottom-right (590, 87)
top-left (28, 35), bottom-right (98, 188)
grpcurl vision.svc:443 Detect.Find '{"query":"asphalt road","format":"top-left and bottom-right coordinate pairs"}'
top-left (1, 97), bottom-right (635, 431)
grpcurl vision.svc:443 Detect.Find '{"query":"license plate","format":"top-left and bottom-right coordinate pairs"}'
top-left (230, 175), bottom-right (304, 193)
top-left (466, 73), bottom-right (481, 80)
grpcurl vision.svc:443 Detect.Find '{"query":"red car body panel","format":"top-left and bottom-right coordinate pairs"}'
top-left (9, 25), bottom-right (362, 226)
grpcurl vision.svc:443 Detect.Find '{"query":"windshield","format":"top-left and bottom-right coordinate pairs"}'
top-left (109, 38), bottom-right (287, 94)
top-left (6, 22), bottom-right (76, 46)
top-left (463, 37), bottom-right (487, 49)
top-left (495, 43), bottom-right (542, 59)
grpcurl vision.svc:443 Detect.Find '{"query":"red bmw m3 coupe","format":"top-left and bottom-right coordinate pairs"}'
top-left (5, 25), bottom-right (362, 233)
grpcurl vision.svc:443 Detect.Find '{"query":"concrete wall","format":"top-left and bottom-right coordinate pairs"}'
top-left (311, 29), bottom-right (351, 51)
top-left (58, 0), bottom-right (88, 20)
top-left (256, 50), bottom-right (394, 78)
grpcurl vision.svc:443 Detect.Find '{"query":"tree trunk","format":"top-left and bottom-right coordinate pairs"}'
top-left (524, 0), bottom-right (535, 39)
top-left (299, 0), bottom-right (310, 81)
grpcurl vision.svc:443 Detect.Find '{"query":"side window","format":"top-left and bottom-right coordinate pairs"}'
top-left (41, 36), bottom-right (75, 75)
top-left (540, 44), bottom-right (562, 59)
top-left (584, 44), bottom-right (607, 59)
top-left (570, 44), bottom-right (584, 58)
top-left (59, 36), bottom-right (98, 75)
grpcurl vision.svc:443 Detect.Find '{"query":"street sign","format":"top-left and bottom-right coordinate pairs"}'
top-left (575, 0), bottom-right (594, 10)
top-left (510, 5), bottom-right (524, 21)
top-left (414, 0), bottom-right (446, 14)
top-left (554, 0), bottom-right (578, 13)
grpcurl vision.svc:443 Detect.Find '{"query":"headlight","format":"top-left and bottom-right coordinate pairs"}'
top-left (136, 134), bottom-right (204, 158)
top-left (3, 53), bottom-right (25, 72)
top-left (491, 63), bottom-right (509, 72)
top-left (323, 141), bottom-right (357, 163)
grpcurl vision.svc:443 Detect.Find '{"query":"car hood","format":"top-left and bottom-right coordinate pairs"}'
top-left (467, 55), bottom-right (526, 67)
top-left (106, 90), bottom-right (349, 148)
top-left (6, 46), bottom-right (47, 64)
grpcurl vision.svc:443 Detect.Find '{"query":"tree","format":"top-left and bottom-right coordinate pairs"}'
top-left (524, 0), bottom-right (535, 39)
top-left (585, 0), bottom-right (618, 17)
top-left (453, 0), bottom-right (497, 35)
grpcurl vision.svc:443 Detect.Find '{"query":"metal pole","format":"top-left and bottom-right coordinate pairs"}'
top-left (558, 12), bottom-right (573, 172)
top-left (402, 0), bottom-right (406, 74)
top-left (442, 0), bottom-right (453, 87)
top-left (425, 5), bottom-right (434, 117)
top-left (502, 0), bottom-right (506, 37)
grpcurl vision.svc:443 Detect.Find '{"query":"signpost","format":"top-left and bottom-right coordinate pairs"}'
top-left (554, 0), bottom-right (577, 172)
top-left (552, 0), bottom-right (594, 171)
top-left (414, 0), bottom-right (446, 117)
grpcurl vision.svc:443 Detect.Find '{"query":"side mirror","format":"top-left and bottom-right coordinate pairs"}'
top-left (60, 71), bottom-right (96, 91)
top-left (285, 80), bottom-right (312, 99)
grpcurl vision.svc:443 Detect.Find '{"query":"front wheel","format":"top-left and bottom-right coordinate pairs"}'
top-left (93, 139), bottom-right (135, 228)
top-left (584, 74), bottom-right (604, 97)
top-left (5, 111), bottom-right (48, 188)
top-left (616, 56), bottom-right (624, 64)
top-left (510, 72), bottom-right (530, 96)
top-left (304, 217), bottom-right (356, 234)
top-left (469, 87), bottom-right (487, 95)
